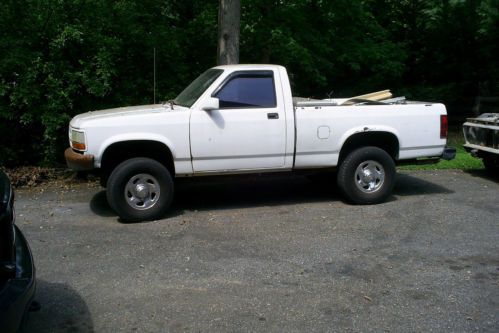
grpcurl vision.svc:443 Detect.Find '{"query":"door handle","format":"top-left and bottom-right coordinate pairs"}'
top-left (267, 113), bottom-right (279, 120)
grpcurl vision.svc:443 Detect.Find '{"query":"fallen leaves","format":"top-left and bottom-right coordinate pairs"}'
top-left (2, 166), bottom-right (99, 188)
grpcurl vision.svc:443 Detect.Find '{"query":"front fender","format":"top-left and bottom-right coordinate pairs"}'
top-left (94, 133), bottom-right (178, 168)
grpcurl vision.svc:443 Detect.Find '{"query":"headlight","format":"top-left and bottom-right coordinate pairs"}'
top-left (69, 127), bottom-right (86, 151)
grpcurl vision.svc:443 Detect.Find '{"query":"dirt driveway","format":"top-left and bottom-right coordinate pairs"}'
top-left (16, 170), bottom-right (499, 332)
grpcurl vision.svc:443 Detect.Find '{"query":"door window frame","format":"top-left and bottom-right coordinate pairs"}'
top-left (211, 70), bottom-right (277, 109)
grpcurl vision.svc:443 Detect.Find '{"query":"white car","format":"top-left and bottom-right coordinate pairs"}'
top-left (65, 64), bottom-right (455, 221)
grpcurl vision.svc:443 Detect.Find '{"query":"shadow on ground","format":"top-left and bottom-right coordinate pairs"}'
top-left (464, 169), bottom-right (499, 183)
top-left (90, 172), bottom-right (454, 222)
top-left (89, 174), bottom-right (338, 221)
top-left (173, 174), bottom-right (338, 211)
top-left (394, 173), bottom-right (454, 196)
top-left (89, 191), bottom-right (115, 217)
top-left (23, 280), bottom-right (94, 333)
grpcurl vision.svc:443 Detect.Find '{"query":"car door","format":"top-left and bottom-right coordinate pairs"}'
top-left (190, 70), bottom-right (287, 172)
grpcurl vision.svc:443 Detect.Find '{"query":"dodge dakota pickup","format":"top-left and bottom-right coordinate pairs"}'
top-left (65, 64), bottom-right (455, 221)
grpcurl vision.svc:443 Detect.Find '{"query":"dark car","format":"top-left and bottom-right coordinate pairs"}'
top-left (0, 170), bottom-right (36, 332)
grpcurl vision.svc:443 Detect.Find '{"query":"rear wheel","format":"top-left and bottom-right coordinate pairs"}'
top-left (337, 146), bottom-right (396, 204)
top-left (107, 158), bottom-right (173, 222)
top-left (483, 155), bottom-right (499, 174)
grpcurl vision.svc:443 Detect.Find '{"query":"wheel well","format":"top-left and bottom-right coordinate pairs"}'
top-left (100, 141), bottom-right (175, 177)
top-left (339, 132), bottom-right (399, 163)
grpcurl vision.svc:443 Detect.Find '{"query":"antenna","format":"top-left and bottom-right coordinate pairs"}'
top-left (153, 47), bottom-right (156, 104)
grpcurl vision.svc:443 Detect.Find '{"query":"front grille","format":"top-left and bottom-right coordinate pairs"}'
top-left (464, 125), bottom-right (497, 148)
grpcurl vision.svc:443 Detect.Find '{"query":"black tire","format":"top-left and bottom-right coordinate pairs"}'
top-left (106, 158), bottom-right (174, 222)
top-left (337, 146), bottom-right (396, 204)
top-left (483, 155), bottom-right (499, 174)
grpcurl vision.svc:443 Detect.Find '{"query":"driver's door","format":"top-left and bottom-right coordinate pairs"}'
top-left (190, 70), bottom-right (287, 172)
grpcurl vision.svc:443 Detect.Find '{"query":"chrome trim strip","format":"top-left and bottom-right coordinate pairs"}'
top-left (192, 153), bottom-right (283, 161)
top-left (400, 145), bottom-right (444, 151)
top-left (296, 150), bottom-right (338, 156)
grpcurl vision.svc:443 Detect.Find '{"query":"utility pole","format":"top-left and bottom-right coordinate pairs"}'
top-left (217, 0), bottom-right (240, 65)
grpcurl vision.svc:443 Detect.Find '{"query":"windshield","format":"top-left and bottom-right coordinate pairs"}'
top-left (174, 69), bottom-right (224, 107)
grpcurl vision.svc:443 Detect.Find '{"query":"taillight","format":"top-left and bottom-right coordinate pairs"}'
top-left (440, 115), bottom-right (448, 139)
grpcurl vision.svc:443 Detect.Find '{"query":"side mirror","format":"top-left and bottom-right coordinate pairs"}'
top-left (201, 97), bottom-right (219, 111)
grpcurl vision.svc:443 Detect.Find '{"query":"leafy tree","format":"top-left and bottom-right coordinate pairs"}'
top-left (0, 0), bottom-right (497, 167)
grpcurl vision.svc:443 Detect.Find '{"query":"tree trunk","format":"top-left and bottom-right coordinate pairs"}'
top-left (259, 2), bottom-right (271, 63)
top-left (217, 0), bottom-right (240, 65)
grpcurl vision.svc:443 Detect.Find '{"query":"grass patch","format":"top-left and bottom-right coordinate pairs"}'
top-left (398, 126), bottom-right (484, 171)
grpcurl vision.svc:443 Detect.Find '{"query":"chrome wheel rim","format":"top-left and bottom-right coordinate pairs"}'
top-left (354, 160), bottom-right (385, 193)
top-left (124, 174), bottom-right (160, 210)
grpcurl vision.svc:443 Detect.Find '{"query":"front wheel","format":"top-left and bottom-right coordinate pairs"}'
top-left (107, 158), bottom-right (174, 222)
top-left (337, 146), bottom-right (396, 204)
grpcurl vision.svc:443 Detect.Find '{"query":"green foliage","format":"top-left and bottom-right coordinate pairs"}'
top-left (0, 0), bottom-right (217, 166)
top-left (0, 0), bottom-right (497, 166)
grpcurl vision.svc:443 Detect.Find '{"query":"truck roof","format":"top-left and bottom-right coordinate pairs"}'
top-left (213, 64), bottom-right (285, 71)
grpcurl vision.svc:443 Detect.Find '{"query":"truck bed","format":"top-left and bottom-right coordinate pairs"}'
top-left (292, 96), bottom-right (430, 108)
top-left (292, 101), bottom-right (448, 168)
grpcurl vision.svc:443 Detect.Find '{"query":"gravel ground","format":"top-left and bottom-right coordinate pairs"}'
top-left (14, 170), bottom-right (499, 333)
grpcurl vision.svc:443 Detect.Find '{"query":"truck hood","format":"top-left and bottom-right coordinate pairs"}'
top-left (70, 104), bottom-right (186, 128)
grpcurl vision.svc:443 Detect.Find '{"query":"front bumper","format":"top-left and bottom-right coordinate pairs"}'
top-left (65, 147), bottom-right (94, 171)
top-left (0, 226), bottom-right (36, 333)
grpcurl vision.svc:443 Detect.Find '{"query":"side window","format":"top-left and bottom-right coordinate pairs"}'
top-left (214, 72), bottom-right (276, 108)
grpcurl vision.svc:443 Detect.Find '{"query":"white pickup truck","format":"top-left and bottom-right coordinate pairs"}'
top-left (65, 64), bottom-right (455, 221)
